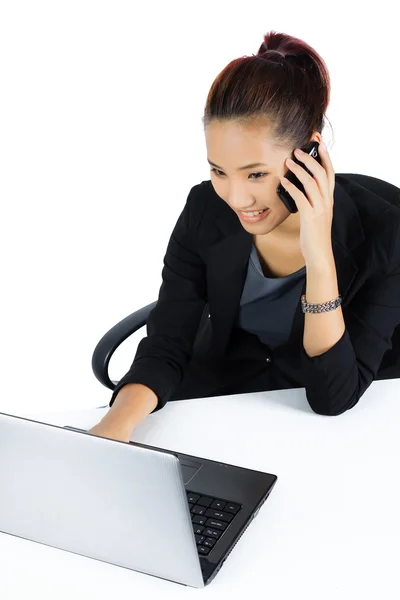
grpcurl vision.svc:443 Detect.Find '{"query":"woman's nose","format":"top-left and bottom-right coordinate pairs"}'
top-left (229, 199), bottom-right (256, 211)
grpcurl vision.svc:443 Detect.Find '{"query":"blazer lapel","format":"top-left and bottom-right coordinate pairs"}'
top-left (203, 178), bottom-right (365, 357)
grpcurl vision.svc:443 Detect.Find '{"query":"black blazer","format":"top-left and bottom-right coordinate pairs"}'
top-left (109, 176), bottom-right (400, 416)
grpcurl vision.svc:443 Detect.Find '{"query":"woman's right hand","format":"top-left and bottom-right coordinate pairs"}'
top-left (87, 421), bottom-right (132, 443)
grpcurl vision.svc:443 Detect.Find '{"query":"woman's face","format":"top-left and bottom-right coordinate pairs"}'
top-left (205, 120), bottom-right (320, 240)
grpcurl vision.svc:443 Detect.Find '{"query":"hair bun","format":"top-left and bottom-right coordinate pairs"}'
top-left (261, 49), bottom-right (286, 59)
top-left (258, 32), bottom-right (314, 71)
top-left (253, 48), bottom-right (286, 66)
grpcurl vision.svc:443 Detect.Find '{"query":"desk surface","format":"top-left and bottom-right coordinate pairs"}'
top-left (2, 380), bottom-right (400, 599)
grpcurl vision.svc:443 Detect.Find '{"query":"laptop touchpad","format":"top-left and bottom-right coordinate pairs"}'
top-left (179, 458), bottom-right (203, 485)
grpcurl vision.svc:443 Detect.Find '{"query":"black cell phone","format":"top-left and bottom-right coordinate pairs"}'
top-left (276, 141), bottom-right (322, 213)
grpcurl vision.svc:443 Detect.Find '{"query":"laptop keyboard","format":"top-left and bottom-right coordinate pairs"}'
top-left (186, 490), bottom-right (242, 556)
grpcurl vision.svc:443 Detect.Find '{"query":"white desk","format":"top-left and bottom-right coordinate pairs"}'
top-left (2, 380), bottom-right (400, 599)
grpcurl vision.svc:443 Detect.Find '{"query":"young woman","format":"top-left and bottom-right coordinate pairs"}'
top-left (90, 30), bottom-right (400, 442)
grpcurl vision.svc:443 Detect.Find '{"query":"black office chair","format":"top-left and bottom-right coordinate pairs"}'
top-left (92, 174), bottom-right (400, 394)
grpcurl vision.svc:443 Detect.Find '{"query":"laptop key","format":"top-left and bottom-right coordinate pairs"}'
top-left (205, 519), bottom-right (227, 531)
top-left (196, 496), bottom-right (213, 508)
top-left (203, 537), bottom-right (216, 548)
top-left (188, 503), bottom-right (194, 511)
top-left (194, 534), bottom-right (205, 545)
top-left (204, 528), bottom-right (222, 539)
top-left (224, 502), bottom-right (241, 514)
top-left (191, 505), bottom-right (206, 516)
top-left (205, 509), bottom-right (233, 523)
top-left (198, 546), bottom-right (210, 555)
top-left (192, 524), bottom-right (204, 535)
top-left (210, 500), bottom-right (226, 510)
top-left (192, 515), bottom-right (207, 526)
top-left (187, 493), bottom-right (200, 504)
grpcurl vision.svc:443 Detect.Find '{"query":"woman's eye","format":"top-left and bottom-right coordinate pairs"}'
top-left (210, 168), bottom-right (267, 180)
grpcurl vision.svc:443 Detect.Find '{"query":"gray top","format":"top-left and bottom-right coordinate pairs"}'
top-left (234, 243), bottom-right (306, 348)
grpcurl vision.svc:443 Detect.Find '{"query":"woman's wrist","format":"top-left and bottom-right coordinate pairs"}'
top-left (102, 384), bottom-right (158, 432)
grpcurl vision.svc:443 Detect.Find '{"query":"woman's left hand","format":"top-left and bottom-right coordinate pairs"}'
top-left (281, 142), bottom-right (336, 266)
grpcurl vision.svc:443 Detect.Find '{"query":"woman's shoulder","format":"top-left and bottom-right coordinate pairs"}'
top-left (335, 173), bottom-right (400, 270)
top-left (335, 173), bottom-right (400, 220)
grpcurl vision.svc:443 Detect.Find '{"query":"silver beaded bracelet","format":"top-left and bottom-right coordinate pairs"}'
top-left (301, 294), bottom-right (342, 314)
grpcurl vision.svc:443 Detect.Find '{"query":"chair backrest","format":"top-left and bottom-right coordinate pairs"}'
top-left (340, 173), bottom-right (400, 375)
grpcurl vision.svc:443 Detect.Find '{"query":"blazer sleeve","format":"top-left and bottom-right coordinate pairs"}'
top-left (108, 184), bottom-right (208, 412)
top-left (300, 219), bottom-right (400, 416)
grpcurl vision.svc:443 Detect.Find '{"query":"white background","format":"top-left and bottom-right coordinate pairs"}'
top-left (1, 0), bottom-right (398, 415)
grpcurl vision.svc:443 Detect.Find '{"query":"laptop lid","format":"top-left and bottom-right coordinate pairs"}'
top-left (0, 412), bottom-right (204, 588)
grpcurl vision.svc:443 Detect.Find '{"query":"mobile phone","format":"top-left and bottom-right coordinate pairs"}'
top-left (276, 141), bottom-right (322, 213)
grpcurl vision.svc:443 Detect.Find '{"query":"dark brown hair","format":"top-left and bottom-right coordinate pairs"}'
top-left (202, 30), bottom-right (333, 152)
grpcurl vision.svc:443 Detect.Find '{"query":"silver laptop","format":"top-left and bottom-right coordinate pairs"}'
top-left (0, 411), bottom-right (277, 588)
